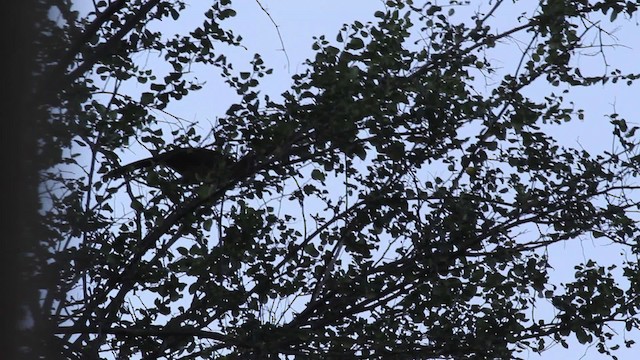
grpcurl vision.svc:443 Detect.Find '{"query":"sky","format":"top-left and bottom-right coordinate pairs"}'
top-left (72, 0), bottom-right (640, 358)
top-left (224, 3), bottom-right (639, 359)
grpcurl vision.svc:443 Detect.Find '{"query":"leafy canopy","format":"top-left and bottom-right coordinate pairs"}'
top-left (31, 0), bottom-right (640, 359)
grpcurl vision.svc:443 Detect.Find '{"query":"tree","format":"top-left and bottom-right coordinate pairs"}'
top-left (31, 0), bottom-right (640, 358)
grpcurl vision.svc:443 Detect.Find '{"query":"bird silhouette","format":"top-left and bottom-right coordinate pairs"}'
top-left (106, 148), bottom-right (235, 184)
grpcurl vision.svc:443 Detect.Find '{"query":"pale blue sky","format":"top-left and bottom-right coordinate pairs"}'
top-left (175, 2), bottom-right (640, 358)
top-left (73, 1), bottom-right (640, 358)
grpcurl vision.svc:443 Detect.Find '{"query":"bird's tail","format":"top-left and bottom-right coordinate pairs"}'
top-left (104, 158), bottom-right (156, 179)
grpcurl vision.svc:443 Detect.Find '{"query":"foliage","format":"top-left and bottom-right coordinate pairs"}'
top-left (32, 0), bottom-right (640, 359)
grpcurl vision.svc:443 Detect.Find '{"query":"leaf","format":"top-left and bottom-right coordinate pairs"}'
top-left (610, 10), bottom-right (618, 22)
top-left (304, 243), bottom-right (320, 257)
top-left (303, 184), bottom-right (316, 195)
top-left (130, 199), bottom-right (143, 211)
top-left (140, 92), bottom-right (154, 105)
top-left (218, 8), bottom-right (236, 19)
top-left (311, 169), bottom-right (325, 181)
top-left (348, 37), bottom-right (365, 50)
top-left (170, 8), bottom-right (180, 20)
top-left (354, 145), bottom-right (367, 160)
top-left (203, 219), bottom-right (212, 232)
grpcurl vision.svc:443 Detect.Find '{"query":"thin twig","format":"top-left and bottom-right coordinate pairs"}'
top-left (254, 0), bottom-right (291, 72)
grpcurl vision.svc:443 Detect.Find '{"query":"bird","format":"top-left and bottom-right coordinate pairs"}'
top-left (105, 148), bottom-right (236, 184)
